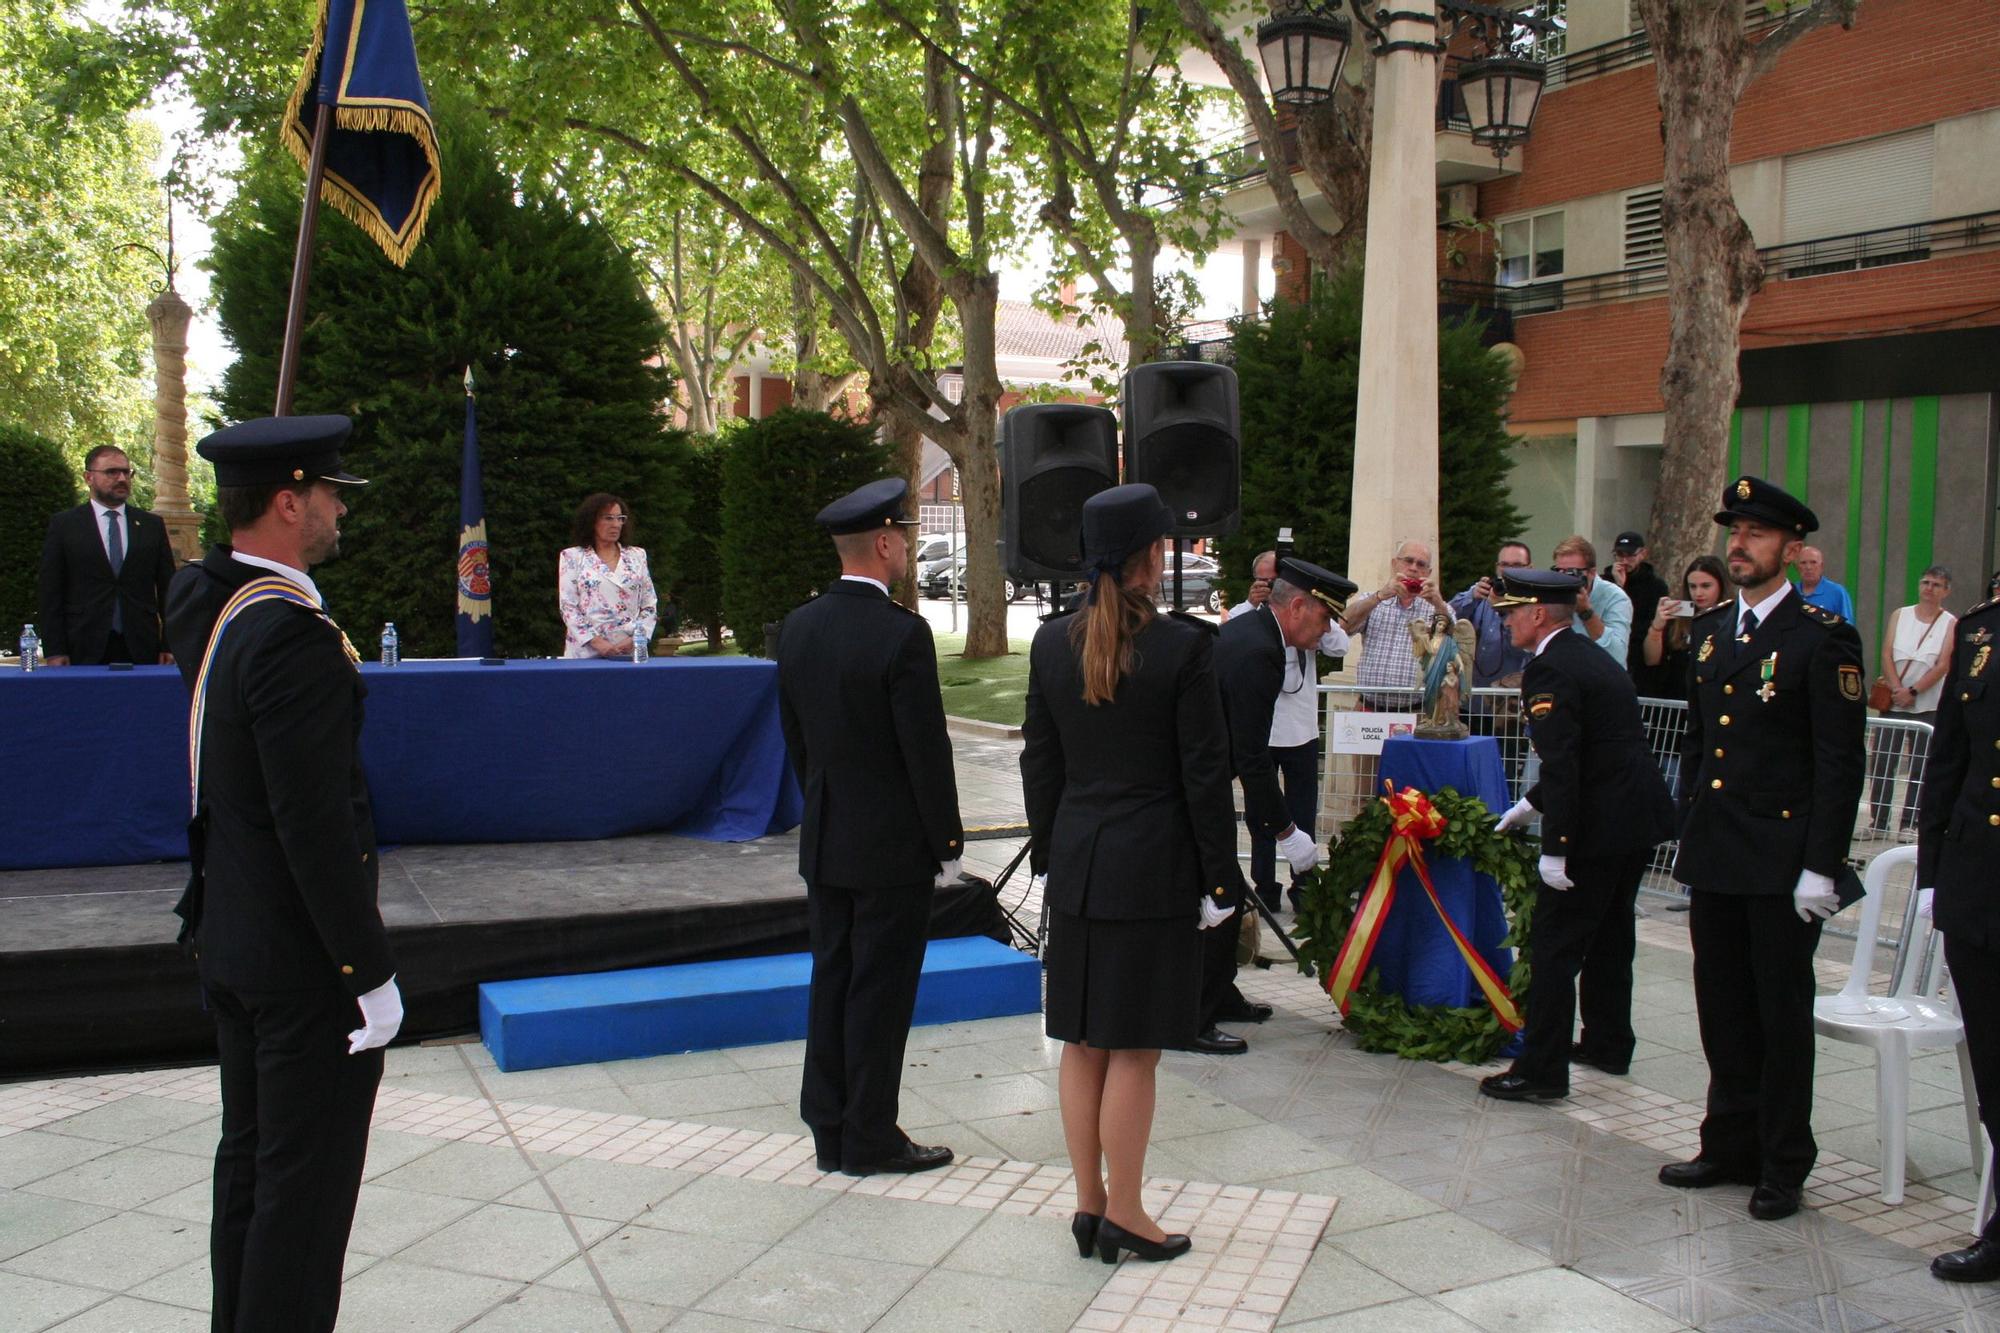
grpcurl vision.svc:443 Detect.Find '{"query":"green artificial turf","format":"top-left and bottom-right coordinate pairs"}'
top-left (931, 633), bottom-right (1032, 726)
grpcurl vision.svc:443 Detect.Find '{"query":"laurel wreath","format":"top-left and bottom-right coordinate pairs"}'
top-left (1288, 786), bottom-right (1541, 1064)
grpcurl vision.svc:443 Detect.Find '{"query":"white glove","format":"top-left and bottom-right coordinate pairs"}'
top-left (1198, 897), bottom-right (1236, 930)
top-left (1915, 887), bottom-right (1934, 921)
top-left (1793, 870), bottom-right (1839, 922)
top-left (1537, 855), bottom-right (1573, 890)
top-left (1277, 826), bottom-right (1320, 874)
top-left (1031, 873), bottom-right (1048, 898)
top-left (934, 859), bottom-right (963, 887)
top-left (348, 976), bottom-right (404, 1054)
top-left (1494, 798), bottom-right (1536, 833)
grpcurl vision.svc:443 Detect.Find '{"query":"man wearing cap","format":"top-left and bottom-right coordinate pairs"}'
top-left (177, 415), bottom-right (399, 1331)
top-left (1659, 476), bottom-right (1865, 1221)
top-left (36, 445), bottom-right (180, 666)
top-left (1482, 569), bottom-right (1674, 1103)
top-left (1605, 532), bottom-right (1669, 685)
top-left (777, 477), bottom-right (963, 1177)
top-left (1205, 557), bottom-right (1357, 1053)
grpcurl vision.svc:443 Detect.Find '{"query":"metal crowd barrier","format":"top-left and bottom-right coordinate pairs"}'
top-left (1310, 684), bottom-right (1932, 947)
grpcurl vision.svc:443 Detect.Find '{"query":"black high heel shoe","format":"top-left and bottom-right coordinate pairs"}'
top-left (1094, 1217), bottom-right (1192, 1264)
top-left (1071, 1212), bottom-right (1101, 1258)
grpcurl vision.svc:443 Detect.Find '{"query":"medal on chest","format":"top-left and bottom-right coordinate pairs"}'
top-left (1757, 652), bottom-right (1778, 703)
top-left (1697, 635), bottom-right (1715, 664)
top-left (1973, 645), bottom-right (1991, 679)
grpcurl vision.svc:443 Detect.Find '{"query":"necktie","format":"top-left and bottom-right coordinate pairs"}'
top-left (1737, 609), bottom-right (1758, 657)
top-left (105, 510), bottom-right (124, 634)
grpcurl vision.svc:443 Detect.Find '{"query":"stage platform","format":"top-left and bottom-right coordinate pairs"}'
top-left (0, 830), bottom-right (1012, 1078)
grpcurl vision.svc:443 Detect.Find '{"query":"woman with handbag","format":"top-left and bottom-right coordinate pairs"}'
top-left (1870, 566), bottom-right (1956, 834)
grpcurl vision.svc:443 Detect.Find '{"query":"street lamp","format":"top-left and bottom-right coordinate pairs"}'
top-left (1454, 54), bottom-right (1546, 160)
top-left (1255, 13), bottom-right (1352, 107)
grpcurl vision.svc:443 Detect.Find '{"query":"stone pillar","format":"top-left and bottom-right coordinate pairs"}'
top-left (1345, 2), bottom-right (1440, 597)
top-left (146, 285), bottom-right (202, 564)
top-left (1240, 236), bottom-right (1263, 317)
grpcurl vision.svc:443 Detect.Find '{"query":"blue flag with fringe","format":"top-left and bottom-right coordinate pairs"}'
top-left (283, 0), bottom-right (440, 267)
top-left (456, 370), bottom-right (493, 656)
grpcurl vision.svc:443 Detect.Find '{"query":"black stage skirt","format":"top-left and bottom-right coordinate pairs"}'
top-left (1043, 909), bottom-right (1200, 1050)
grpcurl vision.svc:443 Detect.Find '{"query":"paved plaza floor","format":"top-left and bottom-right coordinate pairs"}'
top-left (4, 731), bottom-right (1997, 1332)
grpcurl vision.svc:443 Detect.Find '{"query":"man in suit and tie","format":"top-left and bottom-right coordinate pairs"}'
top-left (1481, 568), bottom-right (1675, 1103)
top-left (777, 477), bottom-right (964, 1177)
top-left (36, 445), bottom-right (179, 665)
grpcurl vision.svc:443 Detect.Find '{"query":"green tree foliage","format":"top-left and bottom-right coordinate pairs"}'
top-left (720, 409), bottom-right (892, 657)
top-left (206, 102), bottom-right (684, 658)
top-left (0, 2), bottom-right (167, 454)
top-left (1215, 269), bottom-right (1524, 599)
top-left (0, 420), bottom-right (78, 633)
top-left (672, 433), bottom-right (727, 651)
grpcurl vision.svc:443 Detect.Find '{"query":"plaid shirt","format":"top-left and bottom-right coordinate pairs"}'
top-left (1354, 595), bottom-right (1453, 704)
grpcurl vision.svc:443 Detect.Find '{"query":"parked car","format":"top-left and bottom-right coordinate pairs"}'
top-left (914, 536), bottom-right (962, 589)
top-left (1159, 553), bottom-right (1226, 615)
top-left (922, 555), bottom-right (1027, 603)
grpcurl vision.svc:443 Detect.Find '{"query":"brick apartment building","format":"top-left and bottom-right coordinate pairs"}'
top-left (1196, 0), bottom-right (2000, 656)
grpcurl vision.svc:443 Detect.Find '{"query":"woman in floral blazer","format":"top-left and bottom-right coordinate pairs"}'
top-left (558, 493), bottom-right (659, 657)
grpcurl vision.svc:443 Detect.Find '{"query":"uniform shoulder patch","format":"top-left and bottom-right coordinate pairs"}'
top-left (1526, 692), bottom-right (1555, 719)
top-left (1800, 602), bottom-right (1840, 623)
top-left (1838, 663), bottom-right (1863, 701)
top-left (1962, 600), bottom-right (1998, 621)
top-left (1166, 610), bottom-right (1219, 636)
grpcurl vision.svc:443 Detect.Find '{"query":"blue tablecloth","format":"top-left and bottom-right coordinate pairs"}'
top-left (1370, 736), bottom-right (1514, 1009)
top-left (0, 659), bottom-right (802, 870)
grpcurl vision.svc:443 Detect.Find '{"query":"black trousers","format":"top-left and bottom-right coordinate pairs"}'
top-left (1945, 933), bottom-right (2000, 1238)
top-left (801, 879), bottom-right (931, 1169)
top-left (1248, 740), bottom-right (1321, 910)
top-left (1689, 890), bottom-right (1823, 1188)
top-left (1512, 851), bottom-right (1647, 1088)
top-left (208, 982), bottom-right (381, 1333)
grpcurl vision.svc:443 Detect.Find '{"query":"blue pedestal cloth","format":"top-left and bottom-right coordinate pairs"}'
top-left (1368, 736), bottom-right (1514, 1009)
top-left (0, 658), bottom-right (803, 870)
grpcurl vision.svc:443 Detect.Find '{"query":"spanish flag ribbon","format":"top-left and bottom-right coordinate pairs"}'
top-left (1324, 782), bottom-right (1521, 1032)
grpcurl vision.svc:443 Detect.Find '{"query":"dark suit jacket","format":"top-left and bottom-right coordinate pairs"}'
top-left (1214, 606), bottom-right (1292, 838)
top-left (165, 545), bottom-right (261, 690)
top-left (1021, 610), bottom-right (1241, 920)
top-left (190, 593), bottom-right (394, 996)
top-left (1521, 628), bottom-right (1675, 858)
top-left (1918, 600), bottom-right (2000, 948)
top-left (1672, 591), bottom-right (1865, 893)
top-left (37, 502), bottom-right (178, 662)
top-left (777, 580), bottom-right (963, 887)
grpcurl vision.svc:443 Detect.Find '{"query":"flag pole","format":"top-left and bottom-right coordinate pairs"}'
top-left (274, 101), bottom-right (333, 417)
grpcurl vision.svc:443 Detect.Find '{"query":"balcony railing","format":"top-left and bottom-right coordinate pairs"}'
top-left (1545, 3), bottom-right (1787, 90)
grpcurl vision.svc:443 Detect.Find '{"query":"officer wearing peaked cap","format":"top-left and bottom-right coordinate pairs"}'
top-left (171, 414), bottom-right (397, 1332)
top-left (1659, 475), bottom-right (1865, 1222)
top-left (777, 476), bottom-right (964, 1177)
top-left (1480, 569), bottom-right (1674, 1104)
top-left (1201, 556), bottom-right (1358, 1053)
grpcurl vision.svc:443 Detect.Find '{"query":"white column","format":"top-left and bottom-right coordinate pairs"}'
top-left (1346, 2), bottom-right (1440, 593)
top-left (748, 371), bottom-right (765, 419)
top-left (1240, 237), bottom-right (1263, 317)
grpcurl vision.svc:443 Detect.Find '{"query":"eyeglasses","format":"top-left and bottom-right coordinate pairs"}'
top-left (598, 514), bottom-right (628, 524)
top-left (90, 467), bottom-right (135, 479)
top-left (1394, 554), bottom-right (1432, 571)
top-left (1496, 559), bottom-right (1531, 569)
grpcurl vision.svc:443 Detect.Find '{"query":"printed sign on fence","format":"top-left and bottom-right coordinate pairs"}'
top-left (1330, 711), bottom-right (1417, 756)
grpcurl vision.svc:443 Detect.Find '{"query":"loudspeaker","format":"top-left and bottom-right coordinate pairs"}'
top-left (1000, 403), bottom-right (1119, 581)
top-left (1123, 361), bottom-right (1240, 537)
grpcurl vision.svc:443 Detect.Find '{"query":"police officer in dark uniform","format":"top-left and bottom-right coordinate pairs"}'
top-left (777, 477), bottom-right (963, 1177)
top-left (183, 415), bottom-right (401, 1331)
top-left (165, 541), bottom-right (264, 690)
top-left (1203, 557), bottom-right (1357, 1053)
top-left (1480, 569), bottom-right (1675, 1102)
top-left (1917, 592), bottom-right (2000, 1281)
top-left (1659, 476), bottom-right (1865, 1222)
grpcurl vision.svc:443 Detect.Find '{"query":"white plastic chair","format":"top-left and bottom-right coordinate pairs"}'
top-left (1812, 845), bottom-right (1981, 1203)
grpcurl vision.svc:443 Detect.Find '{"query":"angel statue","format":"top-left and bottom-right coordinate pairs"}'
top-left (1408, 610), bottom-right (1479, 739)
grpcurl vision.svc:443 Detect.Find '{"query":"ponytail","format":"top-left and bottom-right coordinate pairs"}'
top-left (1068, 549), bottom-right (1159, 706)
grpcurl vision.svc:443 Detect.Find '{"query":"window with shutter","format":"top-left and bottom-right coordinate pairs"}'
top-left (1781, 128), bottom-right (1934, 244)
top-left (1623, 188), bottom-right (1665, 269)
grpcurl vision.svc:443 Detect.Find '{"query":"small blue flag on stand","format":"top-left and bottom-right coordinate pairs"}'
top-left (457, 367), bottom-right (494, 656)
top-left (281, 0), bottom-right (441, 266)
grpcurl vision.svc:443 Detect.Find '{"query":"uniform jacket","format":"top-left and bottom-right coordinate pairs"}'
top-left (1918, 599), bottom-right (2000, 948)
top-left (1021, 610), bottom-right (1241, 920)
top-left (36, 502), bottom-right (178, 662)
top-left (188, 594), bottom-right (394, 996)
top-left (164, 545), bottom-right (260, 691)
top-left (777, 580), bottom-right (963, 887)
top-left (1214, 606), bottom-right (1293, 838)
top-left (1672, 590), bottom-right (1866, 893)
top-left (1521, 628), bottom-right (1675, 858)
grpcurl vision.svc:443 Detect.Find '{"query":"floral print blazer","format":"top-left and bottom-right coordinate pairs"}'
top-left (557, 545), bottom-right (658, 657)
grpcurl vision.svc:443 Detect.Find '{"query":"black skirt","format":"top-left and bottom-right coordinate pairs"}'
top-left (1044, 909), bottom-right (1201, 1050)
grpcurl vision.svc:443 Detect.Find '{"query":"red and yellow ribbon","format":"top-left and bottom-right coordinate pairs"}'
top-left (1324, 782), bottom-right (1521, 1032)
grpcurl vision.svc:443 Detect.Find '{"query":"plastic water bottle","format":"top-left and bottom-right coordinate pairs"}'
top-left (18, 624), bottom-right (39, 672)
top-left (632, 630), bottom-right (649, 664)
top-left (379, 622), bottom-right (400, 667)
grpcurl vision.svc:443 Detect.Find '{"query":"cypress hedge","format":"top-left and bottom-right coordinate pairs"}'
top-left (0, 421), bottom-right (78, 636)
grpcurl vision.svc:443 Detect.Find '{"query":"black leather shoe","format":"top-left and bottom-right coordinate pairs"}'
top-left (1479, 1071), bottom-right (1566, 1102)
top-left (1094, 1217), bottom-right (1192, 1264)
top-left (1658, 1159), bottom-right (1758, 1189)
top-left (815, 1155), bottom-right (839, 1173)
top-left (1931, 1234), bottom-right (2000, 1282)
top-left (1570, 1044), bottom-right (1630, 1076)
top-left (844, 1141), bottom-right (953, 1176)
top-left (1216, 999), bottom-right (1274, 1024)
top-left (1071, 1212), bottom-right (1101, 1258)
top-left (1748, 1182), bottom-right (1802, 1221)
top-left (1190, 1026), bottom-right (1247, 1055)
